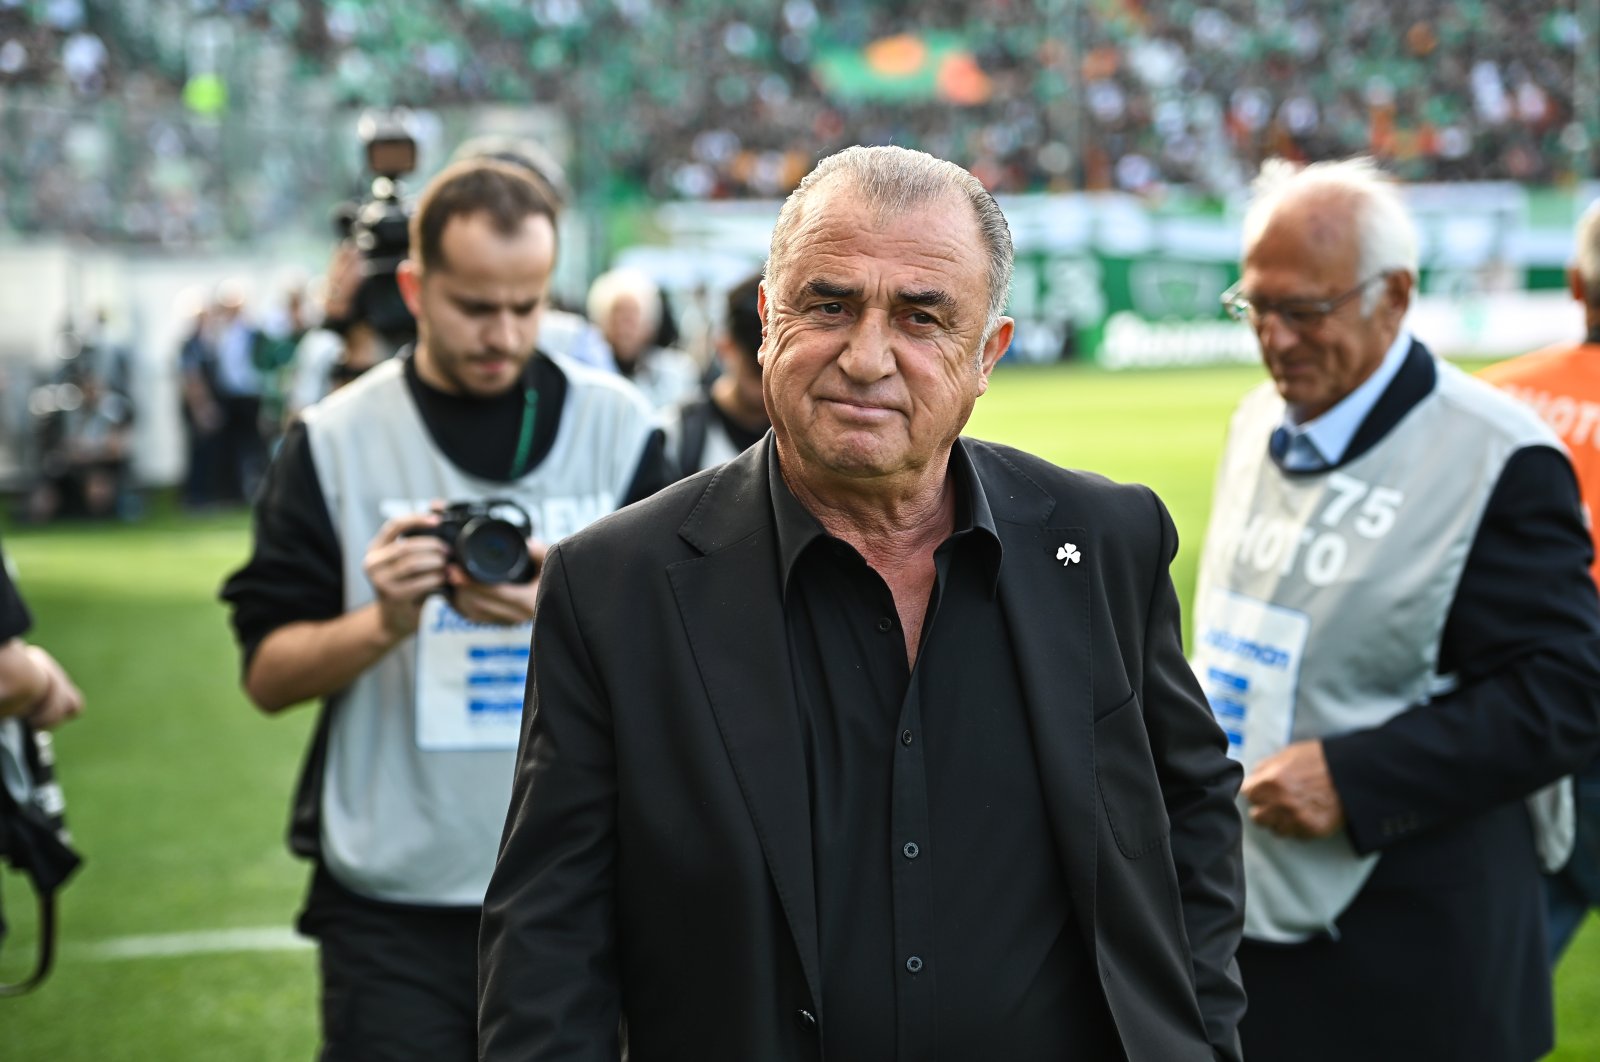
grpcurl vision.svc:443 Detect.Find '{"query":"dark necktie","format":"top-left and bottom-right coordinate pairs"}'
top-left (1269, 426), bottom-right (1329, 472)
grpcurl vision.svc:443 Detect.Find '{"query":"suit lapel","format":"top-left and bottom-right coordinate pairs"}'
top-left (979, 445), bottom-right (1101, 937)
top-left (668, 441), bottom-right (822, 1005)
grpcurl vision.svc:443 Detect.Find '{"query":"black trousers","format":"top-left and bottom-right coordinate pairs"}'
top-left (297, 867), bottom-right (481, 1062)
top-left (1238, 803), bottom-right (1552, 1062)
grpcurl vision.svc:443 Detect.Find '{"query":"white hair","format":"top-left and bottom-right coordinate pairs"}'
top-left (765, 145), bottom-right (1014, 341)
top-left (1242, 156), bottom-right (1418, 315)
top-left (586, 267), bottom-right (662, 334)
top-left (1575, 198), bottom-right (1600, 304)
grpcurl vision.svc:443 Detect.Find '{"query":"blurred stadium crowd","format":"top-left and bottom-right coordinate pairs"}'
top-left (1, 0), bottom-right (1594, 244)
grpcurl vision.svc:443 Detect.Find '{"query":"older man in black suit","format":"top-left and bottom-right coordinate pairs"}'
top-left (479, 145), bottom-right (1246, 1061)
top-left (1193, 157), bottom-right (1600, 1061)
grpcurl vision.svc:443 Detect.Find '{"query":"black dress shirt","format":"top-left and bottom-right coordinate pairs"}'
top-left (769, 442), bottom-right (1117, 1061)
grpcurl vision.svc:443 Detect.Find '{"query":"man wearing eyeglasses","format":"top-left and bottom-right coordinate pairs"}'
top-left (1191, 157), bottom-right (1600, 1062)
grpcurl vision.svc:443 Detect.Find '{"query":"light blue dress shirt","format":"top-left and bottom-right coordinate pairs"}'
top-left (1271, 328), bottom-right (1413, 471)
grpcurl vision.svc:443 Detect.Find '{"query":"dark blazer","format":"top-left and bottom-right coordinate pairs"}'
top-left (479, 437), bottom-right (1246, 1062)
top-left (1240, 341), bottom-right (1600, 1062)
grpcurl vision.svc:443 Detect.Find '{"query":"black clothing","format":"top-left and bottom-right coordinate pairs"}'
top-left (412, 351), bottom-right (567, 482)
top-left (1239, 801), bottom-right (1545, 1062)
top-left (712, 399), bottom-right (766, 456)
top-left (300, 869), bottom-right (478, 1062)
top-left (665, 393), bottom-right (766, 480)
top-left (479, 437), bottom-right (1246, 1062)
top-left (770, 450), bottom-right (1114, 1059)
top-left (221, 351), bottom-right (669, 664)
top-left (0, 537), bottom-right (32, 642)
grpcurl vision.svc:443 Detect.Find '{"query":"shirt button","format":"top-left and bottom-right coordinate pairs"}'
top-left (901, 729), bottom-right (914, 746)
top-left (905, 955), bottom-right (924, 974)
top-left (902, 841), bottom-right (920, 859)
top-left (795, 1008), bottom-right (817, 1033)
top-left (876, 616), bottom-right (893, 633)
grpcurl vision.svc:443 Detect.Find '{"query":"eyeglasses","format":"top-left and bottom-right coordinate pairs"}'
top-left (1220, 273), bottom-right (1388, 331)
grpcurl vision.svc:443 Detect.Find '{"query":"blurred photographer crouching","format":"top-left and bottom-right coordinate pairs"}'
top-left (26, 366), bottom-right (135, 523)
top-left (220, 158), bottom-right (670, 1062)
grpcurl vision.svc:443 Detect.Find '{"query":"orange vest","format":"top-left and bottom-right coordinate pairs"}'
top-left (1480, 340), bottom-right (1600, 584)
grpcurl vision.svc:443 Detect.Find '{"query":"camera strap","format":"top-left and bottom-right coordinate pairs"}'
top-left (0, 722), bottom-right (82, 997)
top-left (510, 388), bottom-right (538, 480)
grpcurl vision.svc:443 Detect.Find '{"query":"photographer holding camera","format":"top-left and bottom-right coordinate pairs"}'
top-left (221, 158), bottom-right (666, 1061)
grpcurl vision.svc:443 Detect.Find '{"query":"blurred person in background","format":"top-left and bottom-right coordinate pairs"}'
top-left (285, 321), bottom-right (384, 425)
top-left (25, 366), bottom-right (134, 523)
top-left (221, 158), bottom-right (667, 1062)
top-left (209, 280), bottom-right (269, 503)
top-left (662, 271), bottom-right (769, 480)
top-left (282, 245), bottom-right (384, 426)
top-left (587, 267), bottom-right (700, 410)
top-left (286, 238), bottom-right (397, 423)
top-left (1480, 196), bottom-right (1600, 966)
top-left (177, 291), bottom-right (224, 509)
top-left (253, 277), bottom-right (312, 443)
top-left (1192, 157), bottom-right (1600, 1062)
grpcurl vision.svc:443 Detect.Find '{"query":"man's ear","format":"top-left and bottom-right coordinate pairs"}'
top-left (1380, 270), bottom-right (1413, 325)
top-left (975, 317), bottom-right (1015, 396)
top-left (1570, 265), bottom-right (1587, 304)
top-left (397, 259), bottom-right (423, 318)
top-left (755, 281), bottom-right (769, 366)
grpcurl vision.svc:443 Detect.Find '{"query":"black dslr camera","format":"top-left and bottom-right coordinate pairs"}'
top-left (406, 499), bottom-right (539, 585)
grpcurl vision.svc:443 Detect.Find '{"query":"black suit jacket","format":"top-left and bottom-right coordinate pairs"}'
top-left (479, 438), bottom-right (1246, 1062)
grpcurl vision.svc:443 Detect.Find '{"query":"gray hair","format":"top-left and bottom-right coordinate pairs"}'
top-left (1242, 156), bottom-right (1418, 315)
top-left (586, 267), bottom-right (662, 335)
top-left (1575, 197), bottom-right (1600, 305)
top-left (765, 145), bottom-right (1014, 340)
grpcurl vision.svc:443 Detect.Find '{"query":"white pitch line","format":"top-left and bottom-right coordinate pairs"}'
top-left (71, 926), bottom-right (313, 961)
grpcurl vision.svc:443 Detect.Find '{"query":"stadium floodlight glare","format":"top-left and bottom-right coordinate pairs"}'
top-left (1220, 273), bottom-right (1388, 331)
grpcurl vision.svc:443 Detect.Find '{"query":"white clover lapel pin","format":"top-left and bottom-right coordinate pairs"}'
top-left (1056, 542), bottom-right (1081, 566)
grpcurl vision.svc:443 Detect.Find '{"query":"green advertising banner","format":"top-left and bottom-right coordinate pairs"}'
top-left (1007, 250), bottom-right (1578, 369)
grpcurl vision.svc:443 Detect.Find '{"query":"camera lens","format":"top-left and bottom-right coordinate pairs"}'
top-left (458, 517), bottom-right (534, 584)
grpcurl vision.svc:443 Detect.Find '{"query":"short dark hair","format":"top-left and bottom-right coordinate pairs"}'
top-left (410, 159), bottom-right (559, 273)
top-left (449, 134), bottom-right (570, 211)
top-left (724, 273), bottom-right (764, 364)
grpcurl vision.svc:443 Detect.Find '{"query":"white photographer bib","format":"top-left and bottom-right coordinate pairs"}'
top-left (1192, 358), bottom-right (1565, 942)
top-left (303, 353), bottom-right (654, 905)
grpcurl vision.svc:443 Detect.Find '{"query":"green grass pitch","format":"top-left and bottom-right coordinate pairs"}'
top-left (0, 360), bottom-right (1594, 1058)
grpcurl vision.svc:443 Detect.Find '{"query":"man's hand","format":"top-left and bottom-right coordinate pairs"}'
top-left (322, 241), bottom-right (363, 324)
top-left (448, 539), bottom-right (549, 627)
top-left (363, 512), bottom-right (450, 639)
top-left (24, 645), bottom-right (84, 730)
top-left (1241, 740), bottom-right (1344, 839)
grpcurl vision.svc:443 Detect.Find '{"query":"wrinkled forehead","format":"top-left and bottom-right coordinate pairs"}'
top-left (1248, 188), bottom-right (1360, 259)
top-left (1244, 189), bottom-right (1362, 288)
top-left (778, 182), bottom-right (977, 278)
top-left (799, 176), bottom-right (970, 235)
